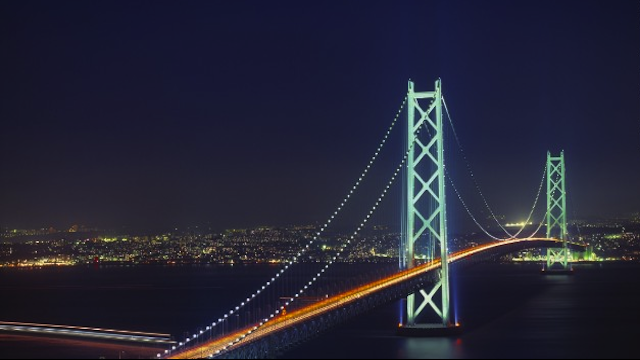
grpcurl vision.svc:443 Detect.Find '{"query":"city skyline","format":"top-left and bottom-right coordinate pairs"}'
top-left (1, 1), bottom-right (639, 233)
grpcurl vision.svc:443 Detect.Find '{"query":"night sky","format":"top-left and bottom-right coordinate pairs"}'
top-left (1, 1), bottom-right (638, 233)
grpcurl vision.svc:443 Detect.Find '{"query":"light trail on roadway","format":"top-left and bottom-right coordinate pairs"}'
top-left (0, 321), bottom-right (175, 344)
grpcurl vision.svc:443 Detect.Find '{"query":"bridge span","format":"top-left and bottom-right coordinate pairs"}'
top-left (167, 238), bottom-right (582, 359)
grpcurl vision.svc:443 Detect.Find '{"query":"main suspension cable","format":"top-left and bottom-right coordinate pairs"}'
top-left (168, 96), bottom-right (408, 356)
top-left (443, 96), bottom-right (547, 239)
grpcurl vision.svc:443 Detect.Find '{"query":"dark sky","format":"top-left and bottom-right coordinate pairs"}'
top-left (1, 1), bottom-right (638, 233)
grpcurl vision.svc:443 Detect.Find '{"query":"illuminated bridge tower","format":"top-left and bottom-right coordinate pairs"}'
top-left (545, 151), bottom-right (571, 273)
top-left (399, 79), bottom-right (456, 335)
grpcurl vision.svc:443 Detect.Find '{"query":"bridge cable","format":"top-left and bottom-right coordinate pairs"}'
top-left (506, 164), bottom-right (547, 239)
top-left (208, 110), bottom-right (426, 358)
top-left (446, 174), bottom-right (504, 240)
top-left (165, 96), bottom-right (408, 357)
top-left (413, 104), bottom-right (505, 240)
top-left (443, 97), bottom-right (520, 237)
top-left (442, 96), bottom-right (547, 239)
top-left (443, 145), bottom-right (546, 241)
top-left (567, 185), bottom-right (584, 243)
top-left (523, 207), bottom-right (549, 239)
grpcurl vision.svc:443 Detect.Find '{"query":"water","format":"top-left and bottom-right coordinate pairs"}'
top-left (0, 262), bottom-right (639, 358)
top-left (0, 264), bottom-right (274, 359)
top-left (286, 262), bottom-right (640, 359)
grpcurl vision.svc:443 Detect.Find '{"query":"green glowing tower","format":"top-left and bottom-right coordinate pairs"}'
top-left (400, 79), bottom-right (454, 333)
top-left (545, 151), bottom-right (570, 271)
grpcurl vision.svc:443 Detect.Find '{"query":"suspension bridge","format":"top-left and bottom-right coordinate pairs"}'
top-left (160, 79), bottom-right (584, 359)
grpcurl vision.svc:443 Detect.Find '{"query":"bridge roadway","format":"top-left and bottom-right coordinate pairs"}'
top-left (168, 238), bottom-right (576, 359)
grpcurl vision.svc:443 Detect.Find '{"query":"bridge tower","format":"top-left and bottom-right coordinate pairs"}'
top-left (545, 151), bottom-right (571, 272)
top-left (400, 79), bottom-right (455, 334)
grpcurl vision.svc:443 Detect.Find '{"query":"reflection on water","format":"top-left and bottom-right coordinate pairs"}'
top-left (399, 337), bottom-right (464, 359)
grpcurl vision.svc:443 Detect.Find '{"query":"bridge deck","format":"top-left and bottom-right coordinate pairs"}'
top-left (168, 238), bottom-right (571, 359)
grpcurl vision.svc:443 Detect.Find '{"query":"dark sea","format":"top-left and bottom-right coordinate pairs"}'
top-left (0, 262), bottom-right (638, 359)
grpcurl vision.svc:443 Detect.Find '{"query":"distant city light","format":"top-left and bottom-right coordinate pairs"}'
top-left (505, 222), bottom-right (533, 227)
